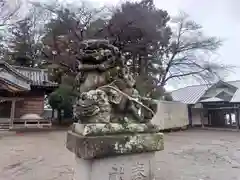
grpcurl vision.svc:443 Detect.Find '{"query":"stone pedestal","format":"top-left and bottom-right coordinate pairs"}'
top-left (73, 152), bottom-right (156, 180)
top-left (66, 123), bottom-right (164, 180)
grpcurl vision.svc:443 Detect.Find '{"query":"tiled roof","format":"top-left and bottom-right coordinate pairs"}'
top-left (171, 85), bottom-right (209, 104)
top-left (13, 66), bottom-right (58, 87)
top-left (0, 61), bottom-right (31, 81)
top-left (0, 61), bottom-right (58, 87)
top-left (171, 80), bottom-right (240, 104)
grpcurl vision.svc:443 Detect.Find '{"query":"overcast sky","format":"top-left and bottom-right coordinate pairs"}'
top-left (85, 0), bottom-right (240, 90)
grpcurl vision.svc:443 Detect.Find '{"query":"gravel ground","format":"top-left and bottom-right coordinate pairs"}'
top-left (1, 129), bottom-right (240, 180)
top-left (157, 129), bottom-right (240, 180)
top-left (0, 131), bottom-right (74, 180)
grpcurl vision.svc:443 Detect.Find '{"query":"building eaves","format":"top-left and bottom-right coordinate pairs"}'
top-left (200, 97), bottom-right (224, 103)
top-left (230, 88), bottom-right (240, 102)
top-left (0, 61), bottom-right (31, 82)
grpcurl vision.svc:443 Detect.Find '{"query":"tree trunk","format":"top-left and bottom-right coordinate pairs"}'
top-left (57, 109), bottom-right (62, 124)
top-left (51, 109), bottom-right (55, 119)
top-left (139, 56), bottom-right (145, 75)
top-left (132, 54), bottom-right (137, 74)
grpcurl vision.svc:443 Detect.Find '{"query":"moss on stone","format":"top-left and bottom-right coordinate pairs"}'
top-left (73, 122), bottom-right (161, 136)
top-left (66, 131), bottom-right (164, 159)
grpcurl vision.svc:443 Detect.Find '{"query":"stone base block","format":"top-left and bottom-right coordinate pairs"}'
top-left (73, 152), bottom-right (156, 180)
top-left (67, 131), bottom-right (164, 159)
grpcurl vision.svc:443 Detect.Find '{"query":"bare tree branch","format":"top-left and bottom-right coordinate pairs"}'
top-left (159, 12), bottom-right (231, 86)
top-left (0, 0), bottom-right (21, 27)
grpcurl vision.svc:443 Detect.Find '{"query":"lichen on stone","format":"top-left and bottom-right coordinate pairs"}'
top-left (67, 131), bottom-right (164, 159)
top-left (127, 123), bottom-right (147, 132)
top-left (114, 135), bottom-right (145, 154)
top-left (73, 123), bottom-right (161, 136)
top-left (113, 134), bottom-right (158, 153)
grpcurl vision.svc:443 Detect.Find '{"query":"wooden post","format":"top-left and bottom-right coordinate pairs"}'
top-left (229, 112), bottom-right (232, 126)
top-left (209, 112), bottom-right (212, 126)
top-left (207, 110), bottom-right (210, 126)
top-left (200, 110), bottom-right (205, 128)
top-left (10, 100), bottom-right (16, 128)
top-left (187, 105), bottom-right (193, 127)
top-left (236, 109), bottom-right (240, 130)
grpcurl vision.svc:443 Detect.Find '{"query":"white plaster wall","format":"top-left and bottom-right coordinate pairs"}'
top-left (151, 101), bottom-right (189, 130)
top-left (42, 109), bottom-right (57, 119)
top-left (191, 108), bottom-right (208, 126)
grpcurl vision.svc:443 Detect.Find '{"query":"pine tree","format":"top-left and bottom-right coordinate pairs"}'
top-left (7, 10), bottom-right (44, 67)
top-left (7, 19), bottom-right (34, 66)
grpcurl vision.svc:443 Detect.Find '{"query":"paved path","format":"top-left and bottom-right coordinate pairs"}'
top-left (1, 129), bottom-right (240, 180)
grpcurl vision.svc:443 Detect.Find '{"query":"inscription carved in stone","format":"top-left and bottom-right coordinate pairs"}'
top-left (107, 161), bottom-right (149, 180)
top-left (109, 164), bottom-right (124, 180)
top-left (131, 162), bottom-right (146, 180)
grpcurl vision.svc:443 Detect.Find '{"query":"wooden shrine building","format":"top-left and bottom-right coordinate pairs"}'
top-left (0, 61), bottom-right (57, 129)
top-left (171, 80), bottom-right (240, 129)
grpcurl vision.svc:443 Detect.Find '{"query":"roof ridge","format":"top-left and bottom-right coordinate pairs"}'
top-left (13, 65), bottom-right (48, 71)
top-left (170, 83), bottom-right (209, 93)
top-left (172, 80), bottom-right (240, 92)
top-left (226, 80), bottom-right (240, 83)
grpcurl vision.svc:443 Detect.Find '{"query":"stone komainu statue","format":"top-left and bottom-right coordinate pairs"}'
top-left (73, 39), bottom-right (159, 131)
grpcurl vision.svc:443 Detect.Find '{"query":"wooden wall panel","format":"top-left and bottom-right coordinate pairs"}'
top-left (15, 92), bottom-right (45, 118)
